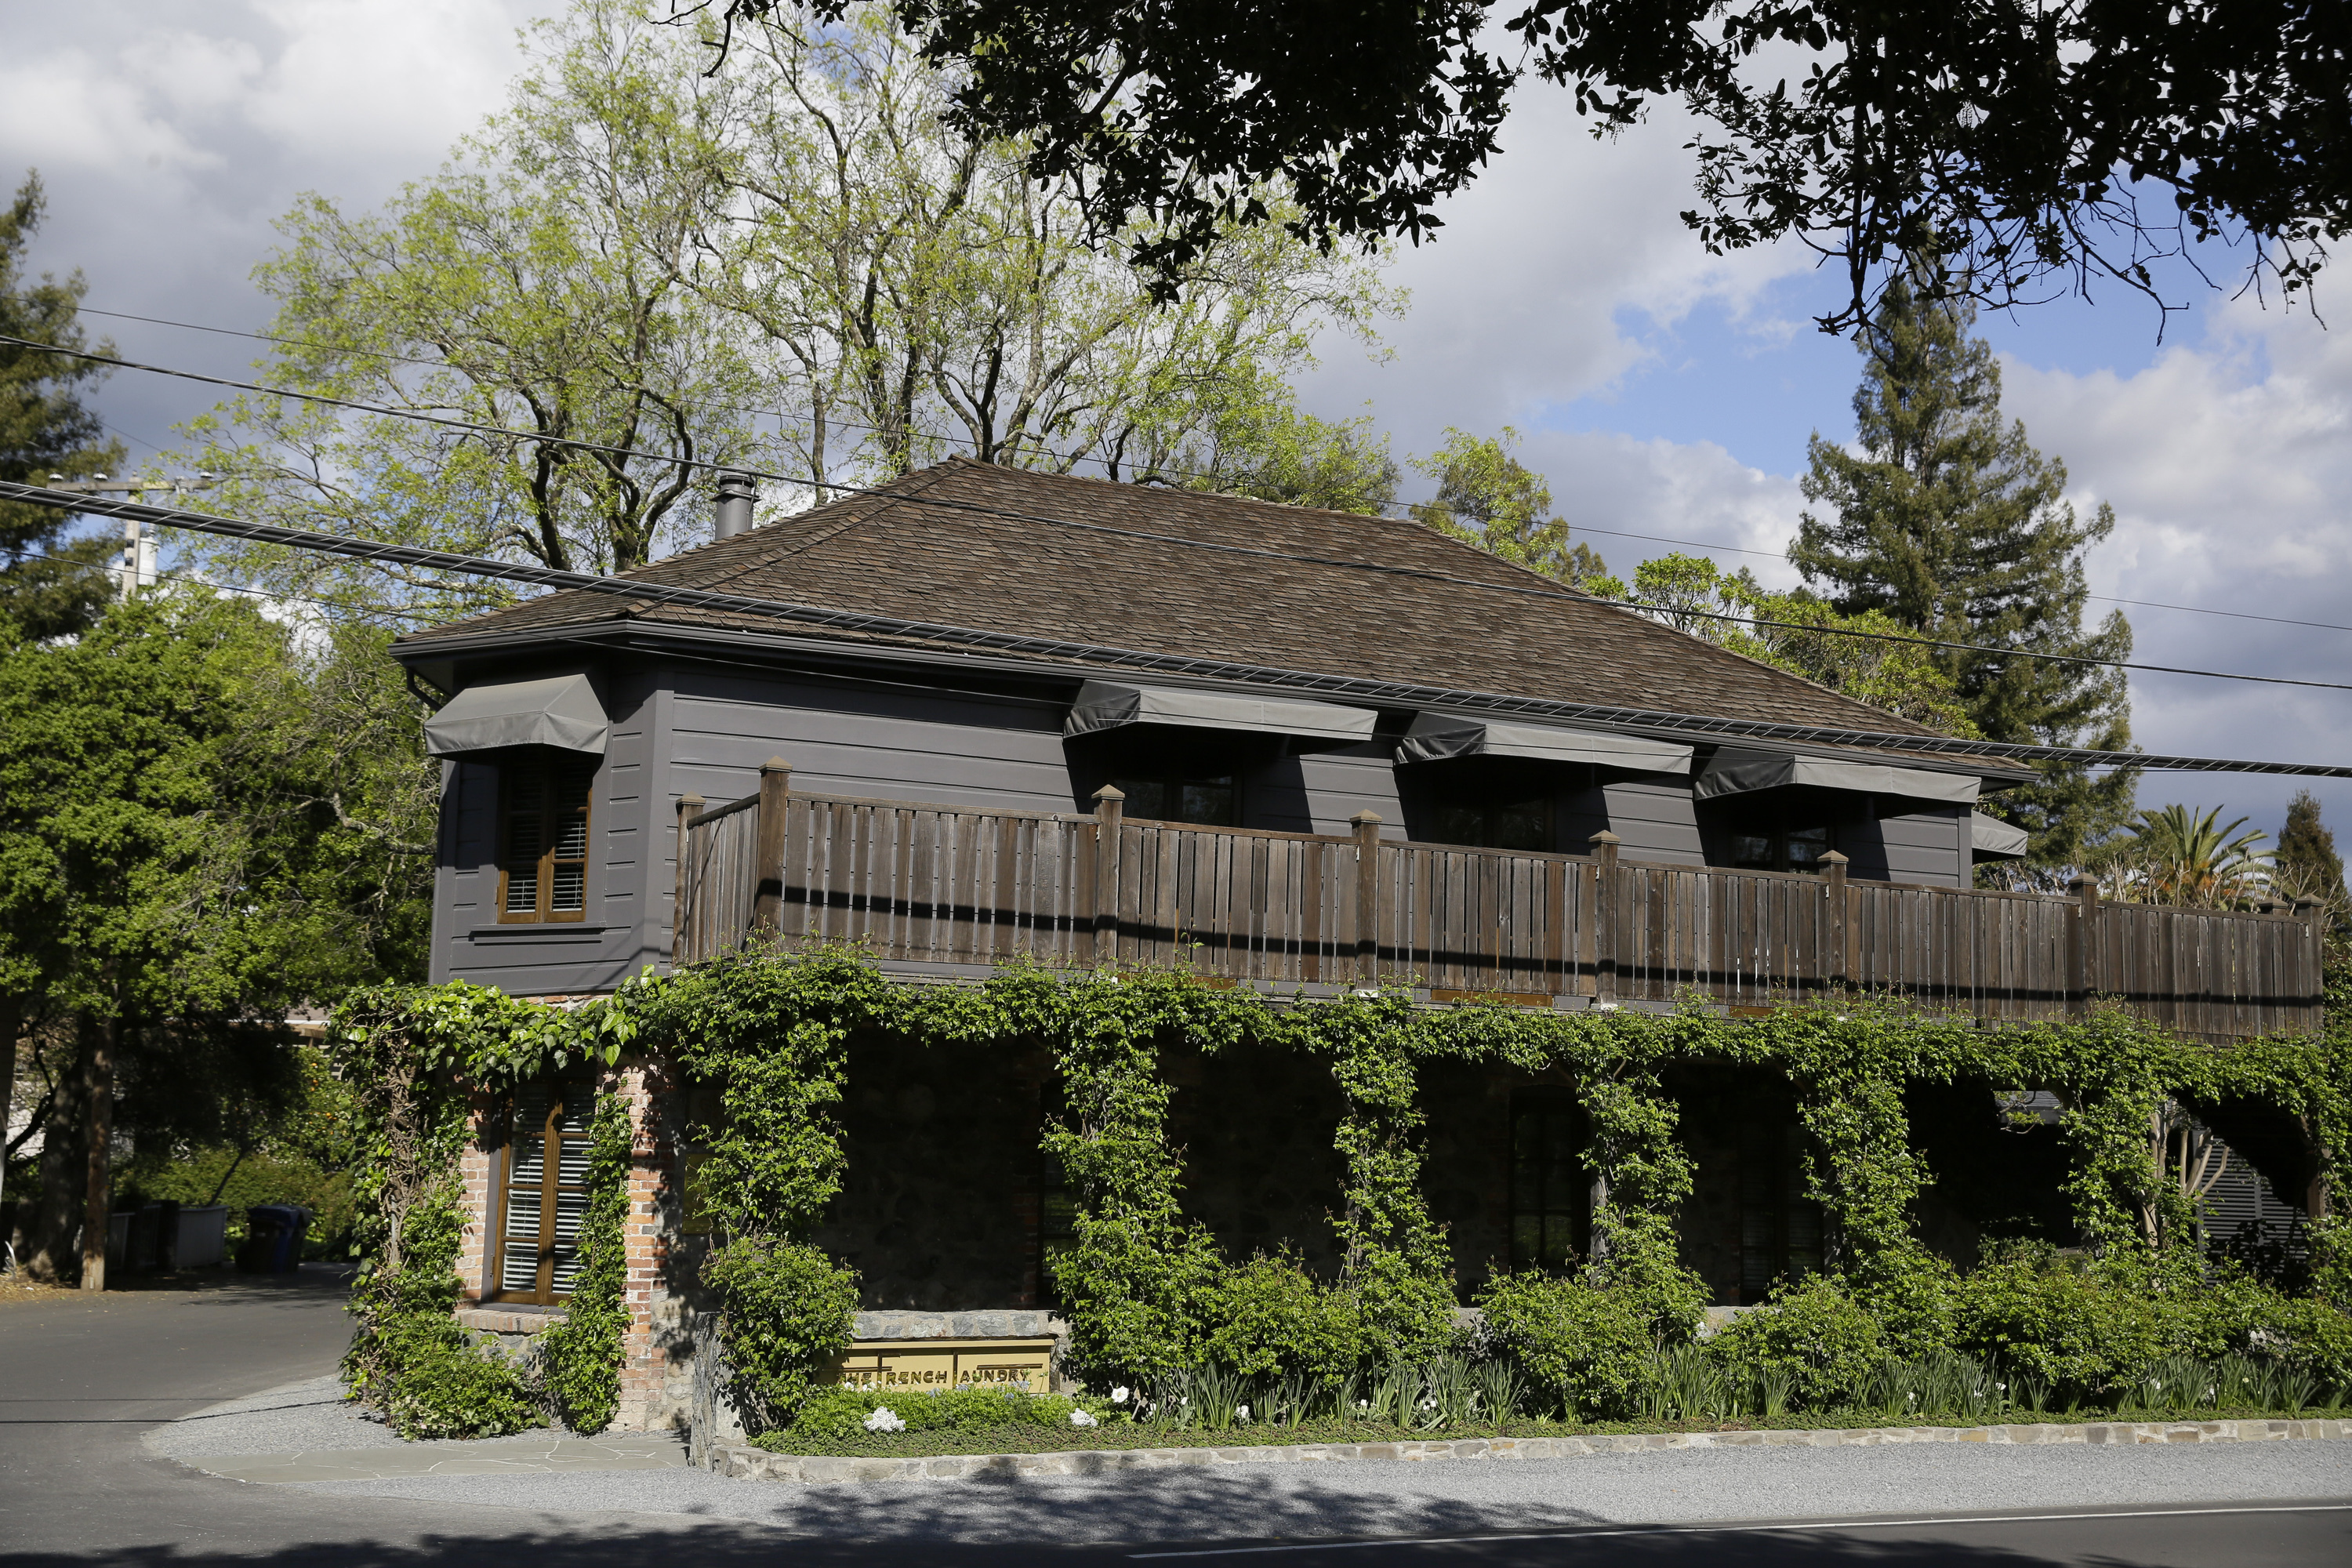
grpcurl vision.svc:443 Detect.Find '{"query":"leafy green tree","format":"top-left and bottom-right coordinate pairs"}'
top-left (0, 171), bottom-right (122, 640)
top-left (1409, 428), bottom-right (1606, 586)
top-left (710, 2), bottom-right (1395, 488)
top-left (727, 1), bottom-right (2352, 333)
top-left (1593, 552), bottom-right (1977, 737)
top-left (1792, 274), bottom-right (2134, 884)
top-left (1166, 405), bottom-right (1399, 515)
top-left (0, 593), bottom-right (434, 1283)
top-left (2272, 789), bottom-right (2347, 920)
top-left (175, 0), bottom-right (766, 621)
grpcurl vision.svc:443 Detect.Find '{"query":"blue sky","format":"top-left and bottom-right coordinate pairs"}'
top-left (10, 2), bottom-right (2351, 855)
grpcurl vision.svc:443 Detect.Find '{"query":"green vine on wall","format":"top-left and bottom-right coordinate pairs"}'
top-left (329, 946), bottom-right (2352, 1435)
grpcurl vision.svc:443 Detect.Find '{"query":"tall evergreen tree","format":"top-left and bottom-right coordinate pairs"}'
top-left (2273, 789), bottom-right (2347, 917)
top-left (0, 171), bottom-right (123, 639)
top-left (1793, 274), bottom-right (2134, 885)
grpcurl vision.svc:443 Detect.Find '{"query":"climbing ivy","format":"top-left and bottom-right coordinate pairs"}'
top-left (329, 947), bottom-right (2352, 1432)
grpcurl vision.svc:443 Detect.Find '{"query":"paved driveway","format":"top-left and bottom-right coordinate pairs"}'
top-left (3, 1272), bottom-right (2348, 1567)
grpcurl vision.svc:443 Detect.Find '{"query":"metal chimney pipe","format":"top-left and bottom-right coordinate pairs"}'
top-left (713, 471), bottom-right (757, 540)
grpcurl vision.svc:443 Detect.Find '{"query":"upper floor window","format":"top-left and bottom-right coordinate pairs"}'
top-left (1724, 822), bottom-right (1834, 874)
top-left (1435, 798), bottom-right (1551, 852)
top-left (499, 763), bottom-right (593, 922)
top-left (1112, 772), bottom-right (1239, 827)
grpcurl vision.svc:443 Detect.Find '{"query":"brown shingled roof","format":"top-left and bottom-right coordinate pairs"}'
top-left (394, 457), bottom-right (1953, 745)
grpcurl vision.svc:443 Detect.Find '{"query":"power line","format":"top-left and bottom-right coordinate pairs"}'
top-left (3, 543), bottom-right (446, 622)
top-left (7, 477), bottom-right (2350, 779)
top-left (16, 333), bottom-right (2347, 694)
top-left (79, 303), bottom-right (2352, 638)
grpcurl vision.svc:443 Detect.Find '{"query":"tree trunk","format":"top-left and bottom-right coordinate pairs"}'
top-left (79, 1016), bottom-right (117, 1291)
top-left (23, 1025), bottom-right (89, 1283)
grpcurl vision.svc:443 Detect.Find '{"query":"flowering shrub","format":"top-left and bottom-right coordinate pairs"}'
top-left (779, 1383), bottom-right (1121, 1445)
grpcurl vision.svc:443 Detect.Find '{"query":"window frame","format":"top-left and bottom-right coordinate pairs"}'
top-left (1109, 770), bottom-right (1242, 828)
top-left (495, 760), bottom-right (595, 924)
top-left (485, 1077), bottom-right (596, 1306)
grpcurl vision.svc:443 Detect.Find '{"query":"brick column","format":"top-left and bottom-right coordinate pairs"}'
top-left (612, 1059), bottom-right (690, 1432)
top-left (455, 1092), bottom-right (498, 1301)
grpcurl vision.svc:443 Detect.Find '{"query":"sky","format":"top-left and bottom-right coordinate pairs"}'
top-left (6, 1), bottom-right (2350, 848)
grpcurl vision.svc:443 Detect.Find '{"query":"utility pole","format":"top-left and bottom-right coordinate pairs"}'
top-left (43, 473), bottom-right (217, 597)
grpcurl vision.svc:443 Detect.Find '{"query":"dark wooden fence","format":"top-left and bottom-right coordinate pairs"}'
top-left (674, 764), bottom-right (2326, 1040)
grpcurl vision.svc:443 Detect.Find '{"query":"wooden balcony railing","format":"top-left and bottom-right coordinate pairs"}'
top-left (673, 760), bottom-right (2327, 1041)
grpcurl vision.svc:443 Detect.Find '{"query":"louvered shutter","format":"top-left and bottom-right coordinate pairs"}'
top-left (492, 1078), bottom-right (596, 1303)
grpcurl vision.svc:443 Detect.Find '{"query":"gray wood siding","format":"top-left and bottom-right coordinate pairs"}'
top-left (1854, 803), bottom-right (1969, 887)
top-left (1559, 777), bottom-right (1707, 865)
top-left (1256, 746), bottom-right (1408, 838)
top-left (431, 670), bottom-right (664, 995)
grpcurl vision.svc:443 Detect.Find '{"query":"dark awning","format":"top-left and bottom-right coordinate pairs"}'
top-left (1398, 712), bottom-right (1692, 774)
top-left (423, 673), bottom-right (609, 758)
top-left (1970, 811), bottom-right (2031, 860)
top-left (1695, 747), bottom-right (1980, 805)
top-left (1064, 680), bottom-right (1378, 746)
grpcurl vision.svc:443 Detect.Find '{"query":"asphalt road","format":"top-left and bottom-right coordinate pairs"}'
top-left (2, 1274), bottom-right (2347, 1567)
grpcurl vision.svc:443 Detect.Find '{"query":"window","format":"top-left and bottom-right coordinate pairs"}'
top-left (499, 764), bottom-right (593, 922)
top-left (1509, 1090), bottom-right (1589, 1273)
top-left (1722, 821), bottom-right (1833, 873)
top-left (488, 1078), bottom-right (594, 1304)
top-left (1434, 798), bottom-right (1551, 852)
top-left (1112, 773), bottom-right (1239, 827)
top-left (1738, 1120), bottom-right (1824, 1300)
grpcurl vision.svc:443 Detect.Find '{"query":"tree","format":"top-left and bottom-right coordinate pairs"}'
top-left (1594, 552), bottom-right (1977, 737)
top-left (2100, 804), bottom-right (2271, 909)
top-left (0, 170), bottom-right (123, 640)
top-left (700, 1), bottom-right (2352, 333)
top-left (706, 2), bottom-right (1394, 488)
top-left (1792, 274), bottom-right (2134, 884)
top-left (2272, 789), bottom-right (2348, 919)
top-left (176, 0), bottom-right (767, 622)
top-left (1164, 406), bottom-right (1399, 515)
top-left (177, 0), bottom-right (1394, 613)
top-left (0, 592), bottom-right (434, 1283)
top-left (1409, 428), bottom-right (1606, 586)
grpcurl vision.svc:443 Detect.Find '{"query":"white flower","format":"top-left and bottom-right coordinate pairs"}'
top-left (1595, 1002), bottom-right (1621, 1012)
top-left (1237, 1404), bottom-right (1250, 1422)
top-left (1069, 1409), bottom-right (1099, 1428)
top-left (1111, 1386), bottom-right (1131, 1404)
top-left (1356, 1399), bottom-right (1371, 1410)
top-left (863, 1407), bottom-right (906, 1433)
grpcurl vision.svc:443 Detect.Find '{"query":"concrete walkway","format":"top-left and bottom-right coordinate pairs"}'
top-left (187, 1432), bottom-right (686, 1484)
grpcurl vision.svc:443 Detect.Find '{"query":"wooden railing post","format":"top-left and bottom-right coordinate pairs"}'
top-left (1590, 831), bottom-right (1621, 1002)
top-left (1820, 850), bottom-right (1849, 993)
top-left (671, 791), bottom-right (704, 962)
top-left (1092, 786), bottom-right (1125, 966)
top-left (751, 758), bottom-right (792, 936)
top-left (1350, 811), bottom-right (1382, 987)
top-left (2068, 874), bottom-right (2100, 1014)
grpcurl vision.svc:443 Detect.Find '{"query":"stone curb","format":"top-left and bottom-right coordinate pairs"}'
top-left (702, 1417), bottom-right (2352, 1486)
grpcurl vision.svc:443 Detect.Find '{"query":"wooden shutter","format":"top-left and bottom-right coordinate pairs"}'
top-left (490, 1079), bottom-right (594, 1303)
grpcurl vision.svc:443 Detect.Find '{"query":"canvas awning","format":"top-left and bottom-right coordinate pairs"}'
top-left (1970, 811), bottom-right (2031, 860)
top-left (1064, 680), bottom-right (1378, 747)
top-left (423, 673), bottom-right (609, 758)
top-left (1398, 712), bottom-right (1693, 774)
top-left (1694, 747), bottom-right (1980, 805)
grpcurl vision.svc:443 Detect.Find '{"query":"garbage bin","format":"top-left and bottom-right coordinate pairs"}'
top-left (237, 1205), bottom-right (307, 1273)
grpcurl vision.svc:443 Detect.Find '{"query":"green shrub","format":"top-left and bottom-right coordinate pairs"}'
top-left (1711, 1274), bottom-right (1886, 1412)
top-left (1949, 1250), bottom-right (2158, 1399)
top-left (1475, 1272), bottom-right (1653, 1418)
top-left (705, 1236), bottom-right (860, 1430)
top-left (377, 1316), bottom-right (543, 1439)
top-left (1203, 1254), bottom-right (1371, 1381)
top-left (783, 1383), bottom-right (1116, 1443)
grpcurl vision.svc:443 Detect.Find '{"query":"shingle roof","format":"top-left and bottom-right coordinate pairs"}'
top-left (394, 457), bottom-right (1959, 750)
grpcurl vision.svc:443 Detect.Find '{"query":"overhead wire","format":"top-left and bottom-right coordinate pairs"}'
top-left (7, 477), bottom-right (2350, 779)
top-left (75, 303), bottom-right (2352, 637)
top-left (11, 333), bottom-right (2347, 694)
top-left (2, 543), bottom-right (446, 622)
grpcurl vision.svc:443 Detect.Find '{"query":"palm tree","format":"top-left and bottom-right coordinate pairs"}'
top-left (2111, 804), bottom-right (2273, 909)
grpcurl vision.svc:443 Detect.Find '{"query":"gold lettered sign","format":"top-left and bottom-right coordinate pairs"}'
top-left (826, 1338), bottom-right (1056, 1395)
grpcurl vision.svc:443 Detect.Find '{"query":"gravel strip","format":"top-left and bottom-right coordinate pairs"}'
top-left (143, 1375), bottom-right (408, 1458)
top-left (281, 1439), bottom-right (2352, 1541)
